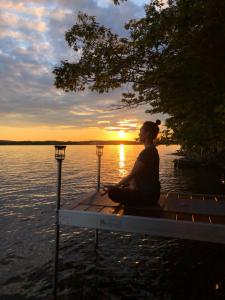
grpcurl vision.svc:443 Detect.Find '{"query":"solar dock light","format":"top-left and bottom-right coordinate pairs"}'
top-left (95, 145), bottom-right (104, 248)
top-left (53, 145), bottom-right (66, 299)
top-left (55, 145), bottom-right (66, 161)
top-left (96, 145), bottom-right (104, 191)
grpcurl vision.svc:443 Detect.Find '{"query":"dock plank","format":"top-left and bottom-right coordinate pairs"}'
top-left (192, 214), bottom-right (210, 223)
top-left (161, 211), bottom-right (177, 220)
top-left (100, 206), bottom-right (118, 214)
top-left (161, 197), bottom-right (225, 216)
top-left (176, 213), bottom-right (193, 221)
top-left (216, 196), bottom-right (225, 202)
top-left (66, 191), bottom-right (96, 209)
top-left (82, 191), bottom-right (118, 207)
top-left (74, 204), bottom-right (91, 211)
top-left (86, 205), bottom-right (103, 212)
top-left (210, 216), bottom-right (225, 225)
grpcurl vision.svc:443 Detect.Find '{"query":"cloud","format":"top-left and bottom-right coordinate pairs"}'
top-left (0, 0), bottom-right (163, 137)
top-left (103, 119), bottom-right (141, 133)
top-left (70, 111), bottom-right (94, 116)
top-left (0, 11), bottom-right (47, 32)
top-left (0, 2), bottom-right (47, 17)
top-left (97, 120), bottom-right (110, 124)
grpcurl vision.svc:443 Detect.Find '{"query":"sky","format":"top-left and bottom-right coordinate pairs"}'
top-left (0, 0), bottom-right (164, 141)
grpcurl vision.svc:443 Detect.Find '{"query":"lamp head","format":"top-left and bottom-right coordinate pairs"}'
top-left (96, 145), bottom-right (104, 156)
top-left (55, 145), bottom-right (66, 160)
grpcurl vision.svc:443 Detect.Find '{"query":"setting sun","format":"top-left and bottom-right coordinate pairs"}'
top-left (118, 130), bottom-right (126, 139)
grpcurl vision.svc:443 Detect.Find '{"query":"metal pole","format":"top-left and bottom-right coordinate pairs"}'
top-left (95, 228), bottom-right (99, 250)
top-left (53, 159), bottom-right (62, 299)
top-left (95, 154), bottom-right (101, 248)
top-left (97, 155), bottom-right (101, 191)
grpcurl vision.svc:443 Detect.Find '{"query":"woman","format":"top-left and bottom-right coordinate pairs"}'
top-left (104, 120), bottom-right (161, 206)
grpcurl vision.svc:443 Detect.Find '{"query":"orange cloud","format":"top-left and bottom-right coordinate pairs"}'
top-left (97, 120), bottom-right (110, 124)
top-left (0, 2), bottom-right (46, 18)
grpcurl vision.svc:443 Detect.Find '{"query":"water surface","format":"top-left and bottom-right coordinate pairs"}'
top-left (0, 145), bottom-right (224, 299)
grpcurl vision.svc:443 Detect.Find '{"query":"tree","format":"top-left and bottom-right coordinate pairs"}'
top-left (53, 0), bottom-right (225, 161)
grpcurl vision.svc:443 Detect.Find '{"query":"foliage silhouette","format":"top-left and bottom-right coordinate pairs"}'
top-left (53, 0), bottom-right (225, 162)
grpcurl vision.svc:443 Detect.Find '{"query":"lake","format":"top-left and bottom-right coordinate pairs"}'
top-left (0, 145), bottom-right (224, 299)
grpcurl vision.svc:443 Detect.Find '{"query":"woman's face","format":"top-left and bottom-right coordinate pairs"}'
top-left (139, 126), bottom-right (147, 143)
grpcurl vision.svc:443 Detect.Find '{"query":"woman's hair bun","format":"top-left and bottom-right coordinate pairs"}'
top-left (155, 119), bottom-right (161, 126)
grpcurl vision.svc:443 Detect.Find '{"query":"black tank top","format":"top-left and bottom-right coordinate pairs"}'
top-left (135, 144), bottom-right (160, 194)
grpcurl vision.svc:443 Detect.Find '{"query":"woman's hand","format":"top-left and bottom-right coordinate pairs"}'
top-left (101, 184), bottom-right (116, 196)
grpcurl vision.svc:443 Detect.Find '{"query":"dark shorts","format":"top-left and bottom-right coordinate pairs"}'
top-left (108, 187), bottom-right (160, 206)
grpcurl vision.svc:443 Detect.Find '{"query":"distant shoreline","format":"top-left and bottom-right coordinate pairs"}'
top-left (0, 140), bottom-right (140, 146)
top-left (0, 140), bottom-right (174, 146)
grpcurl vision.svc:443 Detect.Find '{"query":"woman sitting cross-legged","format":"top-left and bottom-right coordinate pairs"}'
top-left (104, 120), bottom-right (161, 206)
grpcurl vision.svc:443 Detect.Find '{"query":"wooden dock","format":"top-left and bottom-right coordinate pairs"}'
top-left (59, 191), bottom-right (225, 244)
top-left (53, 190), bottom-right (225, 298)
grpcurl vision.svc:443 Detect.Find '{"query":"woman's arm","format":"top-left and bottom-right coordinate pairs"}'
top-left (116, 159), bottom-right (145, 188)
top-left (102, 158), bottom-right (145, 195)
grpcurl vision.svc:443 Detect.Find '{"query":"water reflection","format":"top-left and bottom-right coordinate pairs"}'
top-left (0, 145), bottom-right (224, 299)
top-left (119, 144), bottom-right (127, 177)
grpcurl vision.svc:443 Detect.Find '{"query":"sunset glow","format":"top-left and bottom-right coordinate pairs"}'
top-left (118, 130), bottom-right (126, 139)
top-left (0, 0), bottom-right (160, 141)
top-left (0, 126), bottom-right (138, 141)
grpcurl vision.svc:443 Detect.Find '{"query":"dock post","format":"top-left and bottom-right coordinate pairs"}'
top-left (53, 145), bottom-right (66, 299)
top-left (95, 146), bottom-right (104, 249)
top-left (97, 154), bottom-right (101, 191)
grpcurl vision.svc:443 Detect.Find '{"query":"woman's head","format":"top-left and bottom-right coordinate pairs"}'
top-left (139, 120), bottom-right (161, 143)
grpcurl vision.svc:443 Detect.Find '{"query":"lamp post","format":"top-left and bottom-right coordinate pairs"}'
top-left (95, 145), bottom-right (104, 249)
top-left (96, 145), bottom-right (104, 191)
top-left (53, 145), bottom-right (66, 299)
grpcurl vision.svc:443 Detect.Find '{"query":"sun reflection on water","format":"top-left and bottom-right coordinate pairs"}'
top-left (119, 144), bottom-right (127, 177)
